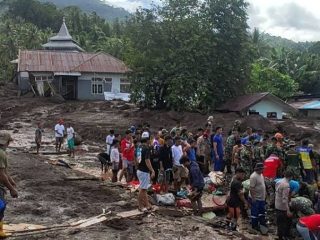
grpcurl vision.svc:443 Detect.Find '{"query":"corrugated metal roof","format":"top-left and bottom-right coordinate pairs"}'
top-left (217, 92), bottom-right (296, 112)
top-left (300, 101), bottom-right (320, 110)
top-left (217, 93), bottom-right (269, 112)
top-left (18, 50), bottom-right (130, 74)
top-left (42, 40), bottom-right (84, 52)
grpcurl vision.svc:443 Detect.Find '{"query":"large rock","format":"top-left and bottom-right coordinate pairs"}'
top-left (49, 94), bottom-right (66, 104)
top-left (74, 133), bottom-right (82, 146)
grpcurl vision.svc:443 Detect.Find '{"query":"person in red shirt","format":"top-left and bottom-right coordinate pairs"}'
top-left (263, 154), bottom-right (282, 208)
top-left (297, 214), bottom-right (320, 240)
top-left (119, 130), bottom-right (135, 183)
top-left (263, 154), bottom-right (282, 179)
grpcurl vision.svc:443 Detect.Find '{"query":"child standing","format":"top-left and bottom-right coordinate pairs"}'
top-left (110, 140), bottom-right (120, 182)
top-left (181, 156), bottom-right (204, 215)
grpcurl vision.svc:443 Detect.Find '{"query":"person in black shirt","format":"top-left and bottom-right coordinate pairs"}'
top-left (227, 167), bottom-right (248, 230)
top-left (159, 136), bottom-right (173, 193)
top-left (136, 138), bottom-right (155, 212)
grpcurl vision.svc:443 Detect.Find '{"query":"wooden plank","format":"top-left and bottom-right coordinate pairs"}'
top-left (76, 216), bottom-right (107, 228)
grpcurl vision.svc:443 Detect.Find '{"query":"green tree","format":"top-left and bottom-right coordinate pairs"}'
top-left (247, 63), bottom-right (298, 99)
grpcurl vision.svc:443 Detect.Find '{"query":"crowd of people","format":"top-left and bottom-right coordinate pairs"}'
top-left (101, 118), bottom-right (320, 240)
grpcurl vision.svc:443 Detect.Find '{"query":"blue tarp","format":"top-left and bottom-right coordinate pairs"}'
top-left (300, 101), bottom-right (320, 109)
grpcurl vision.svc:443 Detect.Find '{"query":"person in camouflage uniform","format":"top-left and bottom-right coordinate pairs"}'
top-left (265, 137), bottom-right (284, 159)
top-left (285, 141), bottom-right (302, 180)
top-left (225, 130), bottom-right (239, 174)
top-left (232, 120), bottom-right (241, 132)
top-left (240, 142), bottom-right (253, 179)
top-left (290, 196), bottom-right (315, 217)
top-left (253, 140), bottom-right (265, 167)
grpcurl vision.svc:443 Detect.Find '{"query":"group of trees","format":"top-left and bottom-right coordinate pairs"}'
top-left (0, 0), bottom-right (320, 110)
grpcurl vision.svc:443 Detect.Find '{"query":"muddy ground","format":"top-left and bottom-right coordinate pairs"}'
top-left (0, 87), bottom-right (318, 239)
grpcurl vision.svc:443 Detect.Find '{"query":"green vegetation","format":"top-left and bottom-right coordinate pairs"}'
top-left (39, 0), bottom-right (130, 21)
top-left (0, 0), bottom-right (320, 110)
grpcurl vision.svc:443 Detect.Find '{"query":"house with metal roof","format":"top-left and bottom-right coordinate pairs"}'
top-left (295, 100), bottom-right (320, 118)
top-left (217, 92), bottom-right (296, 119)
top-left (16, 19), bottom-right (131, 101)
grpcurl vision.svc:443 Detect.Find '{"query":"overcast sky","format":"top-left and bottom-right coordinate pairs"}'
top-left (105, 0), bottom-right (320, 42)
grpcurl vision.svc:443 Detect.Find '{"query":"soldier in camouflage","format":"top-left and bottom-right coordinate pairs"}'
top-left (265, 137), bottom-right (284, 159)
top-left (232, 120), bottom-right (241, 132)
top-left (253, 140), bottom-right (265, 168)
top-left (290, 196), bottom-right (315, 217)
top-left (225, 130), bottom-right (239, 174)
top-left (285, 141), bottom-right (302, 180)
top-left (240, 142), bottom-right (253, 179)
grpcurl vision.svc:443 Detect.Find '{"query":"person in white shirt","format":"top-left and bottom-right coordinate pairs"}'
top-left (106, 130), bottom-right (115, 155)
top-left (110, 140), bottom-right (120, 182)
top-left (171, 136), bottom-right (188, 192)
top-left (54, 119), bottom-right (65, 153)
top-left (66, 123), bottom-right (75, 158)
top-left (141, 127), bottom-right (150, 140)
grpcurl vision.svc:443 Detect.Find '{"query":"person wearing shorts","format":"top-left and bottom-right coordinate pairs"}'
top-left (119, 130), bottom-right (135, 183)
top-left (136, 138), bottom-right (155, 212)
top-left (54, 119), bottom-right (65, 153)
top-left (172, 136), bottom-right (188, 191)
top-left (227, 167), bottom-right (247, 230)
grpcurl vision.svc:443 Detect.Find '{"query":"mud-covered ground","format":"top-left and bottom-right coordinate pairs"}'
top-left (0, 89), bottom-right (315, 239)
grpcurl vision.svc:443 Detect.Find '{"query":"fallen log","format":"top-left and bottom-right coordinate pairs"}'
top-left (64, 176), bottom-right (100, 181)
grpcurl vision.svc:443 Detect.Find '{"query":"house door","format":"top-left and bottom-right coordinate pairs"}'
top-left (61, 76), bottom-right (77, 100)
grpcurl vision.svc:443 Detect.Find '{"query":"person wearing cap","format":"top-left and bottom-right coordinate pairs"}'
top-left (249, 162), bottom-right (267, 232)
top-left (285, 141), bottom-right (303, 180)
top-left (240, 142), bottom-right (253, 179)
top-left (54, 119), bottom-right (65, 153)
top-left (227, 167), bottom-right (248, 230)
top-left (297, 139), bottom-right (315, 184)
top-left (275, 170), bottom-right (294, 240)
top-left (0, 132), bottom-right (18, 238)
top-left (297, 214), bottom-right (320, 240)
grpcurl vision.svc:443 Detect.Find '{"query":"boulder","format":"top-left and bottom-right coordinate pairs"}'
top-left (49, 94), bottom-right (65, 104)
top-left (74, 133), bottom-right (82, 146)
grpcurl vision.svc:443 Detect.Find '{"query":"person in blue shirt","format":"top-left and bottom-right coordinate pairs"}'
top-left (187, 139), bottom-right (197, 162)
top-left (212, 127), bottom-right (224, 171)
top-left (180, 156), bottom-right (204, 215)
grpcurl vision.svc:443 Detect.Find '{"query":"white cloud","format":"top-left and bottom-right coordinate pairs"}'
top-left (104, 0), bottom-right (320, 42)
top-left (247, 0), bottom-right (320, 42)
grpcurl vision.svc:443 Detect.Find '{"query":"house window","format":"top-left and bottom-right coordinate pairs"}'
top-left (267, 112), bottom-right (277, 119)
top-left (120, 78), bottom-right (130, 93)
top-left (104, 78), bottom-right (112, 92)
top-left (92, 78), bottom-right (104, 95)
top-left (35, 75), bottom-right (53, 82)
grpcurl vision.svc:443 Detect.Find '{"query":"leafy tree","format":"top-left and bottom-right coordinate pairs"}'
top-left (247, 63), bottom-right (298, 99)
